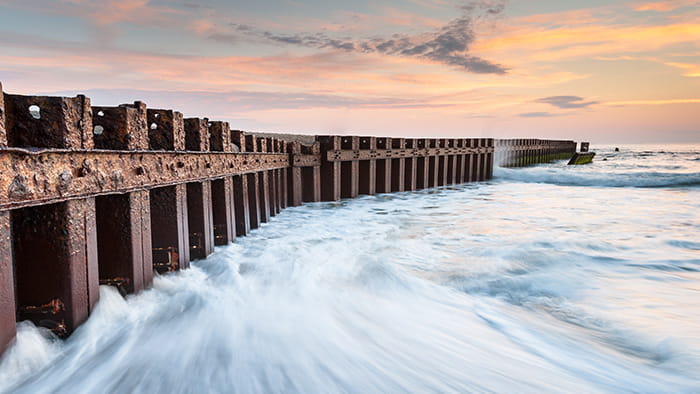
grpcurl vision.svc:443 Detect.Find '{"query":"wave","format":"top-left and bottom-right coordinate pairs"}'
top-left (494, 167), bottom-right (700, 188)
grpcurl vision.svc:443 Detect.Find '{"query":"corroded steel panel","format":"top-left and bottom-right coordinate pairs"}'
top-left (292, 154), bottom-right (321, 167)
top-left (150, 184), bottom-right (189, 272)
top-left (0, 149), bottom-right (290, 210)
top-left (340, 136), bottom-right (359, 198)
top-left (0, 82), bottom-right (6, 147)
top-left (187, 181), bottom-right (214, 260)
top-left (358, 136), bottom-right (376, 195)
top-left (209, 121), bottom-right (231, 152)
top-left (147, 109), bottom-right (185, 150)
top-left (318, 136), bottom-right (341, 201)
top-left (0, 211), bottom-right (15, 352)
top-left (4, 93), bottom-right (93, 150)
top-left (12, 198), bottom-right (99, 337)
top-left (391, 138), bottom-right (406, 192)
top-left (233, 175), bottom-right (250, 236)
top-left (212, 177), bottom-right (236, 245)
top-left (96, 192), bottom-right (152, 295)
top-left (185, 118), bottom-right (210, 152)
top-left (93, 102), bottom-right (148, 150)
top-left (326, 146), bottom-right (493, 162)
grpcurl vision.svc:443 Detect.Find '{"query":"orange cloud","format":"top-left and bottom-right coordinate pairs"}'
top-left (634, 0), bottom-right (700, 12)
top-left (663, 61), bottom-right (700, 76)
top-left (606, 99), bottom-right (700, 105)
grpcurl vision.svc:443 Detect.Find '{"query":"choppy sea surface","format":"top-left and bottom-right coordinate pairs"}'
top-left (1, 144), bottom-right (699, 393)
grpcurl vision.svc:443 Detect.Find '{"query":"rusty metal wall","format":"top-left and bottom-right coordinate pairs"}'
top-left (0, 86), bottom-right (578, 353)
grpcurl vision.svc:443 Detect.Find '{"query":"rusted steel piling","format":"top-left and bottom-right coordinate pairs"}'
top-left (494, 139), bottom-right (577, 167)
top-left (0, 85), bottom-right (578, 354)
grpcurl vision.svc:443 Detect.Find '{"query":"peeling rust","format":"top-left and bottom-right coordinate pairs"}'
top-left (8, 175), bottom-right (31, 199)
top-left (0, 149), bottom-right (290, 210)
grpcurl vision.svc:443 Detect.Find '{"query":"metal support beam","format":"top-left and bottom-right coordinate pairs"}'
top-left (12, 199), bottom-right (99, 337)
top-left (187, 181), bottom-right (214, 260)
top-left (96, 191), bottom-right (153, 295)
top-left (340, 136), bottom-right (359, 198)
top-left (150, 184), bottom-right (189, 272)
top-left (358, 137), bottom-right (376, 195)
top-left (391, 138), bottom-right (406, 192)
top-left (0, 211), bottom-right (15, 352)
top-left (376, 138), bottom-right (392, 193)
top-left (212, 177), bottom-right (236, 245)
top-left (319, 136), bottom-right (341, 201)
top-left (233, 175), bottom-right (250, 236)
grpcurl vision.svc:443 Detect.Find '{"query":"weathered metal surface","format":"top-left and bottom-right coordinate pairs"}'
top-left (95, 191), bottom-right (152, 295)
top-left (428, 139), bottom-right (440, 187)
top-left (286, 142), bottom-right (303, 206)
top-left (292, 154), bottom-right (321, 167)
top-left (233, 175), bottom-right (250, 236)
top-left (92, 102), bottom-right (148, 150)
top-left (340, 136), bottom-right (360, 198)
top-left (0, 149), bottom-right (289, 211)
top-left (358, 137), bottom-right (377, 195)
top-left (376, 138), bottom-right (392, 193)
top-left (415, 139), bottom-right (428, 189)
top-left (404, 139), bottom-right (417, 191)
top-left (11, 198), bottom-right (99, 337)
top-left (148, 109), bottom-right (185, 150)
top-left (494, 138), bottom-right (576, 168)
top-left (187, 181), bottom-right (214, 259)
top-left (391, 138), bottom-right (406, 192)
top-left (447, 139), bottom-right (457, 185)
top-left (185, 118), bottom-right (211, 152)
top-left (258, 170), bottom-right (271, 223)
top-left (150, 184), bottom-right (189, 272)
top-left (247, 172), bottom-right (261, 229)
top-left (4, 93), bottom-right (93, 150)
top-left (301, 167), bottom-right (321, 202)
top-left (211, 177), bottom-right (236, 245)
top-left (325, 146), bottom-right (493, 162)
top-left (0, 211), bottom-right (15, 352)
top-left (318, 136), bottom-right (342, 201)
top-left (209, 121), bottom-right (231, 152)
top-left (0, 82), bottom-right (6, 147)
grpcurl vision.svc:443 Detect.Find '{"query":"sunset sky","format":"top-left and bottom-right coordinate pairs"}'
top-left (0, 0), bottom-right (698, 143)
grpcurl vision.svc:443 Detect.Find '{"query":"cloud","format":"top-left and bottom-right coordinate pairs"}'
top-left (0, 0), bottom-right (184, 46)
top-left (207, 1), bottom-right (509, 74)
top-left (605, 98), bottom-right (700, 106)
top-left (518, 111), bottom-right (559, 117)
top-left (536, 96), bottom-right (598, 109)
top-left (634, 0), bottom-right (700, 12)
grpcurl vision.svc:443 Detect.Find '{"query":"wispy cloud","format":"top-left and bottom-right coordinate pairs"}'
top-left (536, 96), bottom-right (598, 109)
top-left (634, 0), bottom-right (700, 12)
top-left (197, 1), bottom-right (509, 74)
top-left (0, 0), bottom-right (184, 46)
top-left (518, 112), bottom-right (560, 118)
top-left (606, 98), bottom-right (700, 106)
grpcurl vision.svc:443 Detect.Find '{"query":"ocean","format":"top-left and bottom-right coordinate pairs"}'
top-left (1, 144), bottom-right (699, 393)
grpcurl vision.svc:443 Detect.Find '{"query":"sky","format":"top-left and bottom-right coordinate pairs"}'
top-left (0, 0), bottom-right (698, 143)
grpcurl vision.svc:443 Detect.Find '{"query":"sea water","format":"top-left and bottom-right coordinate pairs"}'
top-left (1, 144), bottom-right (698, 393)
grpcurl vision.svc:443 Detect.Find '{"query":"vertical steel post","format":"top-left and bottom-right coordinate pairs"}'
top-left (404, 139), bottom-right (417, 191)
top-left (391, 138), bottom-right (405, 192)
top-left (375, 138), bottom-right (392, 193)
top-left (318, 136), bottom-right (342, 201)
top-left (341, 136), bottom-right (360, 198)
top-left (358, 137), bottom-right (377, 195)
